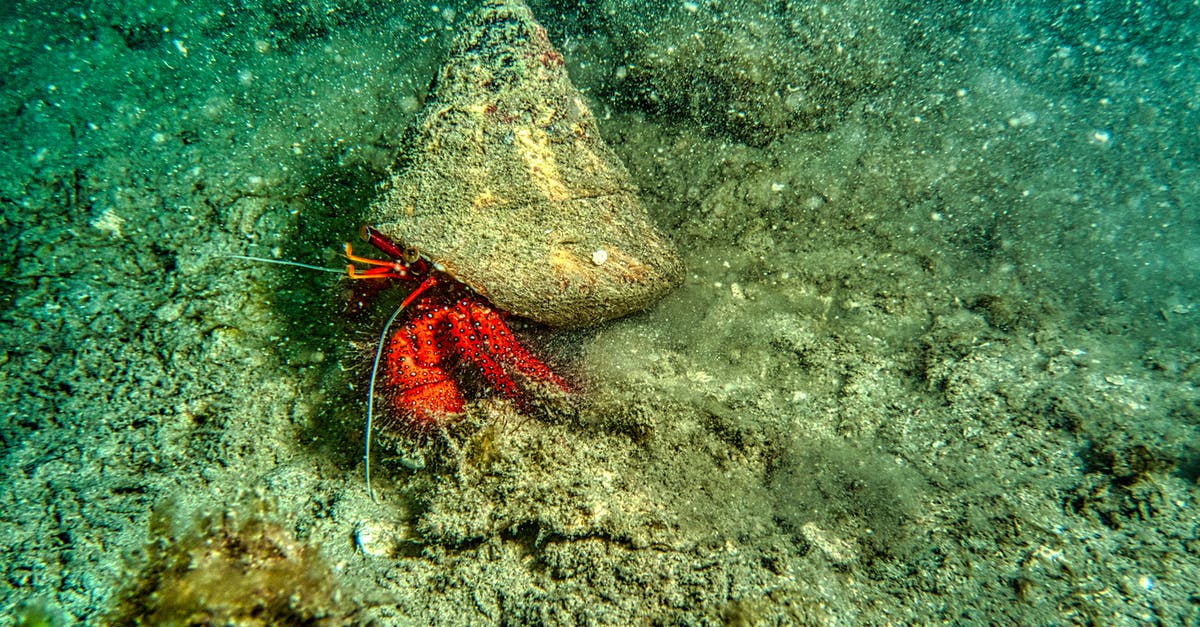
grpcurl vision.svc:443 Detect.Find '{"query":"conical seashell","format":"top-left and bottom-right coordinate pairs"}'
top-left (367, 0), bottom-right (683, 328)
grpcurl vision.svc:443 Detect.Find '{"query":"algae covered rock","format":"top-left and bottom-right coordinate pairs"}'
top-left (108, 502), bottom-right (356, 626)
top-left (368, 0), bottom-right (683, 328)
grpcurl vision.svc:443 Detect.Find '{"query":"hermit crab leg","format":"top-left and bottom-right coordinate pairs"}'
top-left (466, 301), bottom-right (569, 392)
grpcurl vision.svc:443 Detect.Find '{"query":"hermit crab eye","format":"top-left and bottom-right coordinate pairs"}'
top-left (402, 246), bottom-right (420, 264)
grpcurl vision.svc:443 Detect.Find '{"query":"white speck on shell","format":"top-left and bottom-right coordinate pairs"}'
top-left (591, 249), bottom-right (608, 265)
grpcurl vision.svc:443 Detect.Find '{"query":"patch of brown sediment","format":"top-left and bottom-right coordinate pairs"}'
top-left (108, 499), bottom-right (357, 625)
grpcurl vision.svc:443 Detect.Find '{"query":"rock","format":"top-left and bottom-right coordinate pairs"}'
top-left (367, 0), bottom-right (683, 328)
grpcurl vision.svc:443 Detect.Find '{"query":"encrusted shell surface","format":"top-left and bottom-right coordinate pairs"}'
top-left (368, 0), bottom-right (684, 328)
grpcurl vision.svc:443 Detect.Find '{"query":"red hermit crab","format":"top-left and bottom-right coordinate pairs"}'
top-left (230, 0), bottom-right (683, 491)
top-left (344, 225), bottom-right (568, 432)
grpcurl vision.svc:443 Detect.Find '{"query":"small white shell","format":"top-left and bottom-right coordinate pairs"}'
top-left (591, 249), bottom-right (608, 266)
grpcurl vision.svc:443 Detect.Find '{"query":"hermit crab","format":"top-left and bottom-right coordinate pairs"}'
top-left (344, 225), bottom-right (569, 431)
top-left (237, 0), bottom-right (683, 493)
top-left (356, 0), bottom-right (683, 428)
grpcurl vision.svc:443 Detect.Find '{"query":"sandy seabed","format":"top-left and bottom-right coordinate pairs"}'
top-left (1, 0), bottom-right (1197, 624)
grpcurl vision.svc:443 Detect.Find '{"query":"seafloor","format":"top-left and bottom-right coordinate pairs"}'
top-left (1, 0), bottom-right (1197, 624)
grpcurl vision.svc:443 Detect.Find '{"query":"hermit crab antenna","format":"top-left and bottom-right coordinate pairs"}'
top-left (364, 300), bottom-right (404, 502)
top-left (364, 275), bottom-right (439, 500)
top-left (225, 254), bottom-right (344, 274)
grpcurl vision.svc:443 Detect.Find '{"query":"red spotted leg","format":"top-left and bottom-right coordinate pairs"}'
top-left (383, 300), bottom-right (466, 427)
top-left (463, 299), bottom-right (569, 398)
top-left (443, 301), bottom-right (525, 401)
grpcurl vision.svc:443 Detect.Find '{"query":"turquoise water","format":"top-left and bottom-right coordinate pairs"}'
top-left (1, 0), bottom-right (1197, 623)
